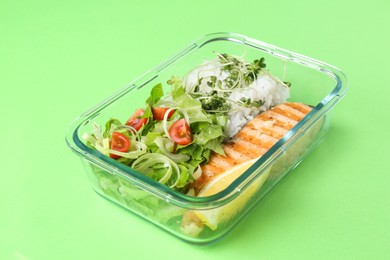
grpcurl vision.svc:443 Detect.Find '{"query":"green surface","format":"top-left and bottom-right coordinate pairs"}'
top-left (1, 0), bottom-right (389, 259)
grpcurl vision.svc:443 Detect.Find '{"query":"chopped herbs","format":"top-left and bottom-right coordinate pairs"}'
top-left (199, 92), bottom-right (232, 113)
top-left (245, 57), bottom-right (266, 84)
top-left (239, 97), bottom-right (264, 108)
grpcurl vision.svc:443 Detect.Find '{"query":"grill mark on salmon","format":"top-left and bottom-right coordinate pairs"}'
top-left (285, 102), bottom-right (312, 114)
top-left (205, 154), bottom-right (233, 171)
top-left (201, 164), bottom-right (224, 178)
top-left (236, 127), bottom-right (279, 150)
top-left (259, 111), bottom-right (298, 129)
top-left (247, 118), bottom-right (288, 139)
top-left (191, 102), bottom-right (312, 194)
top-left (230, 139), bottom-right (269, 158)
top-left (223, 142), bottom-right (252, 162)
top-left (271, 103), bottom-right (307, 121)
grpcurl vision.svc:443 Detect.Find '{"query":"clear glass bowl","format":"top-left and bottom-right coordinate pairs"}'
top-left (65, 32), bottom-right (348, 245)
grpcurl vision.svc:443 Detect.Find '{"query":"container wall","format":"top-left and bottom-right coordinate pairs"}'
top-left (81, 159), bottom-right (224, 243)
top-left (80, 109), bottom-right (329, 244)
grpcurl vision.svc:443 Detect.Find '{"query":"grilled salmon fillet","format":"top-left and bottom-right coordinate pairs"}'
top-left (192, 102), bottom-right (313, 194)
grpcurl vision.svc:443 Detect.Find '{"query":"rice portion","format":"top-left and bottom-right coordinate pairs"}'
top-left (225, 74), bottom-right (290, 138)
top-left (182, 57), bottom-right (290, 139)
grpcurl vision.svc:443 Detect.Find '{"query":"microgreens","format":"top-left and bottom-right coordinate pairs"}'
top-left (185, 53), bottom-right (270, 114)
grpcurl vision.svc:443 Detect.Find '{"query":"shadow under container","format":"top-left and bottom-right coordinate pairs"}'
top-left (66, 32), bottom-right (348, 245)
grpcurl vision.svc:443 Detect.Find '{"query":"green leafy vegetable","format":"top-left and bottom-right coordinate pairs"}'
top-left (170, 77), bottom-right (212, 124)
top-left (85, 81), bottom-right (226, 193)
top-left (143, 83), bottom-right (164, 118)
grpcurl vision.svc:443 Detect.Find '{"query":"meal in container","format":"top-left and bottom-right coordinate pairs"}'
top-left (82, 52), bottom-right (315, 236)
top-left (66, 33), bottom-right (347, 244)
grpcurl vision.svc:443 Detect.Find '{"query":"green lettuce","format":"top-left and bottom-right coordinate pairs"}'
top-left (170, 77), bottom-right (212, 124)
top-left (87, 80), bottom-right (227, 194)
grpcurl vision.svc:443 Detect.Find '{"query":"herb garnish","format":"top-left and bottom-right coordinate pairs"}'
top-left (181, 53), bottom-right (277, 114)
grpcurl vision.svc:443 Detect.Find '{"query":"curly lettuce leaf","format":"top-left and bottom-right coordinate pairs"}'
top-left (170, 77), bottom-right (211, 124)
top-left (143, 83), bottom-right (165, 119)
top-left (103, 118), bottom-right (122, 138)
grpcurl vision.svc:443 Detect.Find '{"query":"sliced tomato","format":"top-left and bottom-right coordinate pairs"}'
top-left (110, 132), bottom-right (130, 159)
top-left (152, 107), bottom-right (175, 121)
top-left (168, 118), bottom-right (193, 145)
top-left (125, 108), bottom-right (148, 131)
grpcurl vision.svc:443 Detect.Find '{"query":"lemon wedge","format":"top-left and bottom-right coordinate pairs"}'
top-left (194, 158), bottom-right (271, 230)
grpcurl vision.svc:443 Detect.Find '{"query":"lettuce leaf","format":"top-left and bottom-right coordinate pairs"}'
top-left (103, 118), bottom-right (122, 138)
top-left (170, 77), bottom-right (211, 124)
top-left (143, 83), bottom-right (164, 118)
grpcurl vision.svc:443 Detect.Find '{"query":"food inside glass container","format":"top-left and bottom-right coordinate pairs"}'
top-left (82, 52), bottom-right (319, 237)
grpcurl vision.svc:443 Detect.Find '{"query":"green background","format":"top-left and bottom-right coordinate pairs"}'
top-left (1, 0), bottom-right (389, 259)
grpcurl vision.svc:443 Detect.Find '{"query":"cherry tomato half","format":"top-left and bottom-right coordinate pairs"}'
top-left (125, 108), bottom-right (148, 131)
top-left (152, 107), bottom-right (175, 121)
top-left (168, 118), bottom-right (193, 145)
top-left (110, 132), bottom-right (130, 159)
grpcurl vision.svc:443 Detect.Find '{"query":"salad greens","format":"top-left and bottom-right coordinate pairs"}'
top-left (84, 79), bottom-right (226, 193)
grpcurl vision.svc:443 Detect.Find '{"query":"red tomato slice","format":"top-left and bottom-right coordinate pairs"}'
top-left (110, 132), bottom-right (130, 159)
top-left (125, 108), bottom-right (148, 131)
top-left (152, 107), bottom-right (175, 121)
top-left (168, 118), bottom-right (193, 145)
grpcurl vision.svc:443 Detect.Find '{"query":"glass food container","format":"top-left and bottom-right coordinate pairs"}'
top-left (66, 32), bottom-right (348, 245)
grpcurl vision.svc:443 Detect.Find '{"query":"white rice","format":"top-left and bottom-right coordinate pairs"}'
top-left (183, 59), bottom-right (290, 139)
top-left (225, 74), bottom-right (290, 138)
